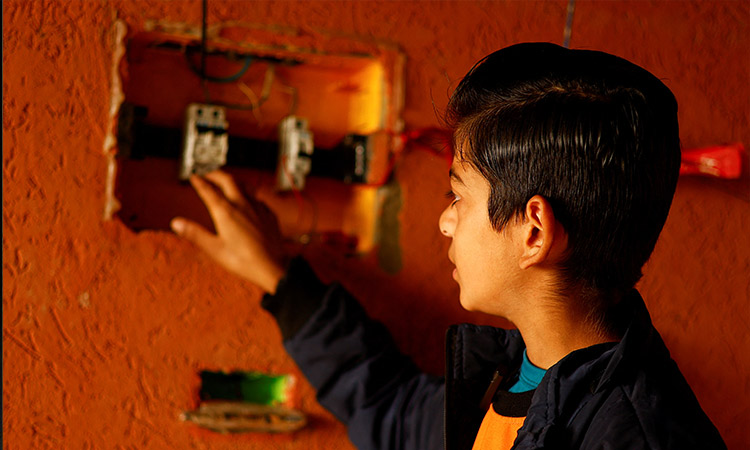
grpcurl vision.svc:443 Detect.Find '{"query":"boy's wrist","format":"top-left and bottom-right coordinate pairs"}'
top-left (261, 256), bottom-right (329, 341)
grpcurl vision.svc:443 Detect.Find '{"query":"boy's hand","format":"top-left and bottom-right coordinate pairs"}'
top-left (170, 171), bottom-right (287, 294)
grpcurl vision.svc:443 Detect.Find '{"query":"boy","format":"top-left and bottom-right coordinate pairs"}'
top-left (170, 43), bottom-right (726, 449)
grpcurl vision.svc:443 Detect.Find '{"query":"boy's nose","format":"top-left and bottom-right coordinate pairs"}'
top-left (439, 206), bottom-right (455, 237)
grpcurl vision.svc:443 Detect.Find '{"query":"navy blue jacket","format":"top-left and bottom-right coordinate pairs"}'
top-left (262, 258), bottom-right (726, 449)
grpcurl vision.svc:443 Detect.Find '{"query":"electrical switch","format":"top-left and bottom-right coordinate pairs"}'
top-left (276, 116), bottom-right (314, 191)
top-left (179, 103), bottom-right (229, 180)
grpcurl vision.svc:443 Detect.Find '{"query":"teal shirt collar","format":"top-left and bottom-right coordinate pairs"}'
top-left (508, 349), bottom-right (547, 393)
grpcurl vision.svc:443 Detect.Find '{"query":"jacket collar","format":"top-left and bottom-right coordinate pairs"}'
top-left (522, 290), bottom-right (661, 448)
top-left (445, 290), bottom-right (659, 450)
top-left (444, 324), bottom-right (525, 450)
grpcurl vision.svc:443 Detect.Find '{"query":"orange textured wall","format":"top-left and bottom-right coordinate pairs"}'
top-left (3, 1), bottom-right (749, 449)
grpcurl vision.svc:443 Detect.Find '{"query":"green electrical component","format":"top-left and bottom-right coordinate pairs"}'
top-left (199, 370), bottom-right (291, 405)
top-left (181, 370), bottom-right (306, 433)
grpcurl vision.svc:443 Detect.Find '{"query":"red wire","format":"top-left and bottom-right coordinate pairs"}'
top-left (366, 127), bottom-right (454, 186)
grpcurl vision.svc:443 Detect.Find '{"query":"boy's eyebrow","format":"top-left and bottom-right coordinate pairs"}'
top-left (449, 167), bottom-right (465, 185)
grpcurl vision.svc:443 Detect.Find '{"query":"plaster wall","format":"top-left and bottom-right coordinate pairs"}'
top-left (3, 1), bottom-right (749, 449)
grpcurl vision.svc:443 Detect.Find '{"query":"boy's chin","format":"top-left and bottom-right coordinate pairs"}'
top-left (458, 292), bottom-right (480, 312)
top-left (458, 291), bottom-right (505, 317)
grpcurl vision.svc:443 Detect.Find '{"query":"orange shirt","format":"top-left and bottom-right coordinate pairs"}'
top-left (471, 406), bottom-right (526, 450)
top-left (471, 388), bottom-right (535, 450)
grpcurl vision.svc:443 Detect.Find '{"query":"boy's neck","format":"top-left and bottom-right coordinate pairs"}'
top-left (514, 292), bottom-right (622, 370)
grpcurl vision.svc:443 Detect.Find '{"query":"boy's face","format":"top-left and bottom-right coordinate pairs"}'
top-left (439, 158), bottom-right (524, 318)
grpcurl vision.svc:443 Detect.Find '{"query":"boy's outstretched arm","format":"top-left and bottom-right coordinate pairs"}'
top-left (171, 170), bottom-right (445, 450)
top-left (170, 171), bottom-right (287, 294)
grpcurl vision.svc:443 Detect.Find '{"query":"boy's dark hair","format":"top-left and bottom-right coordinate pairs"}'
top-left (446, 43), bottom-right (680, 300)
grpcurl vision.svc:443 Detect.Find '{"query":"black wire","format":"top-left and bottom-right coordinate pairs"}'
top-left (201, 0), bottom-right (207, 79)
top-left (194, 0), bottom-right (290, 110)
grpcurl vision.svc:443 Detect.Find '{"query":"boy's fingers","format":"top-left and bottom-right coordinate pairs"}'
top-left (203, 170), bottom-right (248, 206)
top-left (171, 217), bottom-right (222, 256)
top-left (189, 175), bottom-right (232, 222)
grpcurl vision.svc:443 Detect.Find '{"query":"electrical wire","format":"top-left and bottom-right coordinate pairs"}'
top-left (201, 0), bottom-right (207, 79)
top-left (202, 64), bottom-right (276, 111)
top-left (186, 52), bottom-right (254, 83)
top-left (273, 71), bottom-right (299, 116)
top-left (194, 0), bottom-right (302, 113)
top-left (237, 81), bottom-right (264, 123)
top-left (365, 127), bottom-right (454, 187)
top-left (277, 84), bottom-right (299, 117)
top-left (402, 128), bottom-right (453, 163)
top-left (563, 0), bottom-right (576, 48)
top-left (195, 0), bottom-right (272, 110)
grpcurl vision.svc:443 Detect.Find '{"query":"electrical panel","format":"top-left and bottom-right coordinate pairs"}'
top-left (109, 22), bottom-right (405, 254)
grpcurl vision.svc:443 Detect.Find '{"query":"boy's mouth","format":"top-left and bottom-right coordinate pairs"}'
top-left (447, 248), bottom-right (457, 280)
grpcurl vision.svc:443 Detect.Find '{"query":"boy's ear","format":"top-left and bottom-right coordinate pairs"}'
top-left (518, 195), bottom-right (566, 269)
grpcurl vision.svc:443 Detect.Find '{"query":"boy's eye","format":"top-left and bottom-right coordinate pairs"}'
top-left (445, 190), bottom-right (461, 206)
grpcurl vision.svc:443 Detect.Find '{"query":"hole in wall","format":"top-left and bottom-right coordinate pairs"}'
top-left (106, 20), bottom-right (407, 255)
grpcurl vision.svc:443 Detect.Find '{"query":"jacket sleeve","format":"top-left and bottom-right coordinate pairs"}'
top-left (261, 257), bottom-right (445, 450)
